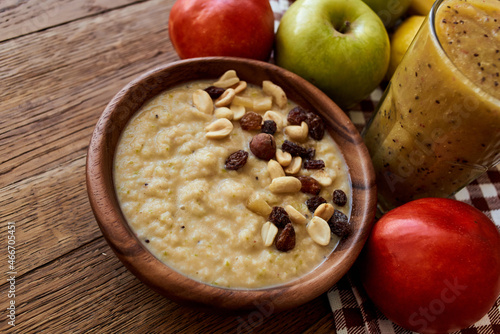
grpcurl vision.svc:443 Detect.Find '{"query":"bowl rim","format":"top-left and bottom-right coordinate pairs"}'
top-left (86, 56), bottom-right (377, 311)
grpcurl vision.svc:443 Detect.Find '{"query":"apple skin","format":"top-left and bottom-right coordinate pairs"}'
top-left (362, 0), bottom-right (412, 27)
top-left (168, 0), bottom-right (275, 61)
top-left (274, 0), bottom-right (390, 110)
top-left (357, 198), bottom-right (500, 334)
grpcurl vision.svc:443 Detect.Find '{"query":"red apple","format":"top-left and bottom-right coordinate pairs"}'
top-left (357, 198), bottom-right (500, 334)
top-left (168, 0), bottom-right (275, 61)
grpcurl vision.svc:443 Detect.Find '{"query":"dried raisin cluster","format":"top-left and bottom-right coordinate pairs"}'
top-left (287, 106), bottom-right (309, 125)
top-left (267, 206), bottom-right (296, 252)
top-left (333, 189), bottom-right (347, 207)
top-left (225, 150), bottom-right (249, 170)
top-left (296, 176), bottom-right (321, 195)
top-left (328, 210), bottom-right (351, 237)
top-left (204, 86), bottom-right (225, 99)
top-left (306, 196), bottom-right (327, 213)
top-left (268, 206), bottom-right (291, 228)
top-left (303, 191), bottom-right (352, 239)
top-left (281, 140), bottom-right (315, 160)
top-left (240, 112), bottom-right (262, 131)
top-left (261, 120), bottom-right (277, 135)
top-left (286, 106), bottom-right (325, 140)
top-left (306, 113), bottom-right (325, 140)
top-left (303, 159), bottom-right (325, 170)
top-left (275, 223), bottom-right (296, 252)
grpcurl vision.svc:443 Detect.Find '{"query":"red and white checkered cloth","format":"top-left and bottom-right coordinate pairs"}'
top-left (334, 92), bottom-right (500, 334)
top-left (270, 1), bottom-right (500, 333)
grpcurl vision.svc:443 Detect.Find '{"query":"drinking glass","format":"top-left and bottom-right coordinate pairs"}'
top-left (362, 0), bottom-right (500, 212)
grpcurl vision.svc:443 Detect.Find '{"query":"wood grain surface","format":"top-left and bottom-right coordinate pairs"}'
top-left (0, 0), bottom-right (340, 332)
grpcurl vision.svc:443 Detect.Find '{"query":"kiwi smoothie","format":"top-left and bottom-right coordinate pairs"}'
top-left (363, 0), bottom-right (500, 211)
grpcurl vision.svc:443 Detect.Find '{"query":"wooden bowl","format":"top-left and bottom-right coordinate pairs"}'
top-left (86, 57), bottom-right (376, 312)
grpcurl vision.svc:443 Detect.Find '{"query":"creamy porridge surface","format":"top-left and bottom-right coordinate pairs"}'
top-left (114, 72), bottom-right (352, 288)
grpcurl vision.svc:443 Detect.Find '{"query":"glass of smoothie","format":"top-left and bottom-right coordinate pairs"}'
top-left (362, 0), bottom-right (500, 212)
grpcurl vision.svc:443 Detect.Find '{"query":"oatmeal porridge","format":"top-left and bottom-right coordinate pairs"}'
top-left (114, 70), bottom-right (352, 288)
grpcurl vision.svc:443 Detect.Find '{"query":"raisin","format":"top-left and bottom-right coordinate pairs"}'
top-left (288, 106), bottom-right (324, 140)
top-left (204, 86), bottom-right (225, 99)
top-left (306, 113), bottom-right (325, 140)
top-left (240, 112), bottom-right (263, 131)
top-left (250, 133), bottom-right (276, 160)
top-left (282, 140), bottom-right (315, 159)
top-left (306, 196), bottom-right (327, 213)
top-left (303, 147), bottom-right (315, 160)
top-left (281, 140), bottom-right (305, 156)
top-left (268, 206), bottom-right (291, 228)
top-left (328, 210), bottom-right (351, 237)
top-left (296, 176), bottom-right (321, 195)
top-left (333, 189), bottom-right (347, 206)
top-left (225, 150), bottom-right (249, 170)
top-left (261, 120), bottom-right (277, 135)
top-left (275, 223), bottom-right (296, 252)
top-left (303, 159), bottom-right (325, 170)
top-left (287, 106), bottom-right (309, 125)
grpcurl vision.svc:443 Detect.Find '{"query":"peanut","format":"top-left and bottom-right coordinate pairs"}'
top-left (269, 176), bottom-right (302, 193)
top-left (284, 156), bottom-right (302, 175)
top-left (284, 205), bottom-right (307, 225)
top-left (307, 216), bottom-right (331, 246)
top-left (262, 80), bottom-right (287, 108)
top-left (275, 149), bottom-right (292, 167)
top-left (193, 89), bottom-right (214, 115)
top-left (205, 118), bottom-right (233, 139)
top-left (268, 159), bottom-right (285, 179)
top-left (284, 122), bottom-right (309, 142)
top-left (261, 221), bottom-right (278, 247)
top-left (314, 203), bottom-right (335, 221)
top-left (213, 70), bottom-right (240, 88)
top-left (263, 110), bottom-right (285, 131)
top-left (253, 96), bottom-right (273, 112)
top-left (233, 80), bottom-right (247, 94)
top-left (246, 196), bottom-right (272, 216)
top-left (230, 104), bottom-right (246, 121)
top-left (215, 88), bottom-right (236, 107)
top-left (214, 107), bottom-right (233, 120)
top-left (312, 170), bottom-right (334, 187)
top-left (232, 95), bottom-right (254, 108)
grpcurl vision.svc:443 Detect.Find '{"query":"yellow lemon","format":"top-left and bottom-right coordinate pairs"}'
top-left (409, 0), bottom-right (436, 16)
top-left (386, 15), bottom-right (425, 79)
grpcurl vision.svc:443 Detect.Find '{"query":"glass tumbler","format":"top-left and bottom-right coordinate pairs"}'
top-left (362, 0), bottom-right (500, 212)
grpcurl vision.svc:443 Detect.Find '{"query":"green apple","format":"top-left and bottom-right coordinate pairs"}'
top-left (362, 0), bottom-right (412, 27)
top-left (275, 0), bottom-right (390, 110)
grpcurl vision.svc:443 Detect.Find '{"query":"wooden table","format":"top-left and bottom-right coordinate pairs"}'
top-left (3, 1), bottom-right (500, 333)
top-left (0, 0), bottom-right (337, 332)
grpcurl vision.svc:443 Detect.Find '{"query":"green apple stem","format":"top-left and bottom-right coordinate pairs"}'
top-left (337, 20), bottom-right (351, 34)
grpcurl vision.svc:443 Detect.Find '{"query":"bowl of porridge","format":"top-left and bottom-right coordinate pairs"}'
top-left (86, 57), bottom-right (376, 311)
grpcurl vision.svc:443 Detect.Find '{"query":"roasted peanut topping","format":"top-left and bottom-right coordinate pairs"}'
top-left (194, 70), bottom-right (351, 253)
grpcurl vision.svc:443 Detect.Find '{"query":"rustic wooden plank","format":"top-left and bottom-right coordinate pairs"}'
top-left (0, 157), bottom-right (101, 276)
top-left (0, 0), bottom-right (143, 42)
top-left (0, 0), bottom-right (178, 189)
top-left (0, 237), bottom-right (334, 333)
top-left (0, 0), bottom-right (178, 277)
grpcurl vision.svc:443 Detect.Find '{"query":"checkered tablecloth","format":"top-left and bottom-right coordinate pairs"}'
top-left (270, 1), bottom-right (500, 333)
top-left (331, 90), bottom-right (500, 334)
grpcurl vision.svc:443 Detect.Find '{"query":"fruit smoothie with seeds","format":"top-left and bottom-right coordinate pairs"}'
top-left (362, 0), bottom-right (500, 211)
